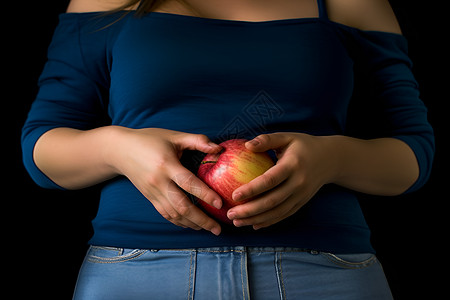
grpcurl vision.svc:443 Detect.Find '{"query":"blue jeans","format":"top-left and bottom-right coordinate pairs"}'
top-left (73, 246), bottom-right (393, 299)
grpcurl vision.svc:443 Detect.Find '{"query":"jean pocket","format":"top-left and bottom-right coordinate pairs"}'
top-left (321, 252), bottom-right (377, 269)
top-left (86, 246), bottom-right (148, 264)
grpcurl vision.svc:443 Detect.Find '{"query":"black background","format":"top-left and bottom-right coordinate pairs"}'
top-left (5, 1), bottom-right (448, 298)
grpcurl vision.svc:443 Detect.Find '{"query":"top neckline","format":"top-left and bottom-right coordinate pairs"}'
top-left (145, 11), bottom-right (322, 26)
top-left (61, 10), bottom-right (404, 37)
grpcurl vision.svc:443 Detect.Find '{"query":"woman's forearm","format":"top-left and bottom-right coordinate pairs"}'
top-left (34, 126), bottom-right (420, 196)
top-left (326, 136), bottom-right (419, 196)
top-left (33, 126), bottom-right (225, 233)
top-left (33, 126), bottom-right (120, 189)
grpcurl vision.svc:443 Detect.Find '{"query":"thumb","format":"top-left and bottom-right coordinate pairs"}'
top-left (174, 133), bottom-right (222, 154)
top-left (245, 133), bottom-right (293, 152)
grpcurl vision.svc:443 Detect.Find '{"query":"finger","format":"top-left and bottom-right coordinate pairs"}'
top-left (252, 199), bottom-right (304, 230)
top-left (161, 204), bottom-right (202, 230)
top-left (170, 168), bottom-right (222, 209)
top-left (233, 195), bottom-right (304, 229)
top-left (166, 181), bottom-right (222, 235)
top-left (228, 178), bottom-right (293, 220)
top-left (174, 133), bottom-right (222, 154)
top-left (137, 175), bottom-right (211, 232)
top-left (245, 133), bottom-right (293, 153)
top-left (232, 162), bottom-right (289, 202)
top-left (138, 182), bottom-right (199, 230)
top-left (233, 183), bottom-right (320, 229)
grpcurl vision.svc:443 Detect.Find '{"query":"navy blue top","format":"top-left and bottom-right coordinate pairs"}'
top-left (22, 2), bottom-right (434, 253)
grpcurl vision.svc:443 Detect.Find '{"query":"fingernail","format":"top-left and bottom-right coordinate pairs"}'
top-left (247, 139), bottom-right (260, 147)
top-left (213, 199), bottom-right (222, 209)
top-left (232, 192), bottom-right (243, 202)
top-left (211, 227), bottom-right (221, 236)
top-left (227, 210), bottom-right (237, 220)
top-left (208, 142), bottom-right (220, 148)
top-left (233, 220), bottom-right (244, 227)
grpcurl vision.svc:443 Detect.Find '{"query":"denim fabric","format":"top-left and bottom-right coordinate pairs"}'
top-left (73, 246), bottom-right (393, 300)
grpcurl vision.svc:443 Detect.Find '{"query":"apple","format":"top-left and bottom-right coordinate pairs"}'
top-left (196, 139), bottom-right (275, 224)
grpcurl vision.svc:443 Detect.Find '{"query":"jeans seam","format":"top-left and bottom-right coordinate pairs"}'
top-left (90, 246), bottom-right (123, 256)
top-left (321, 253), bottom-right (377, 269)
top-left (240, 249), bottom-right (250, 300)
top-left (187, 250), bottom-right (196, 300)
top-left (87, 249), bottom-right (148, 264)
top-left (275, 252), bottom-right (287, 300)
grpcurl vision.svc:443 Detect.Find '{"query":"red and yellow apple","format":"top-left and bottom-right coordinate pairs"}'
top-left (196, 139), bottom-right (275, 224)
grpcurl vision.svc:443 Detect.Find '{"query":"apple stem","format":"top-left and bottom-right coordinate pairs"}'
top-left (201, 161), bottom-right (217, 164)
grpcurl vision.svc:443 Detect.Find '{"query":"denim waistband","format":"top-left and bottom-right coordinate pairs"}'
top-left (195, 246), bottom-right (315, 253)
top-left (93, 245), bottom-right (319, 254)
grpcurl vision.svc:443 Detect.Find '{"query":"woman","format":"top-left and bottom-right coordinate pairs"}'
top-left (22, 0), bottom-right (434, 298)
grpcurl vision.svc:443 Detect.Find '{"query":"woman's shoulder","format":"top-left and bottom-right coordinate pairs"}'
top-left (66, 0), bottom-right (137, 13)
top-left (65, 0), bottom-right (403, 34)
top-left (326, 0), bottom-right (402, 34)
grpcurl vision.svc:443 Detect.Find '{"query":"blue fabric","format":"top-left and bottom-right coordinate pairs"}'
top-left (22, 8), bottom-right (434, 253)
top-left (73, 246), bottom-right (393, 299)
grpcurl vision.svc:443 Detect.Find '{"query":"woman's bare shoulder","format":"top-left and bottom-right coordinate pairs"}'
top-left (66, 0), bottom-right (136, 13)
top-left (326, 0), bottom-right (402, 34)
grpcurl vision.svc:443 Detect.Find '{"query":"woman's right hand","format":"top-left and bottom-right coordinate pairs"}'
top-left (107, 127), bottom-right (223, 235)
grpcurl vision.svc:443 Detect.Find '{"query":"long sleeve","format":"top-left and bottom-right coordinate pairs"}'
top-left (345, 28), bottom-right (435, 193)
top-left (21, 13), bottom-right (122, 189)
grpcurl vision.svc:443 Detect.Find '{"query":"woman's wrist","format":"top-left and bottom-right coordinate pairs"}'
top-left (310, 135), bottom-right (344, 186)
top-left (101, 125), bottom-right (135, 177)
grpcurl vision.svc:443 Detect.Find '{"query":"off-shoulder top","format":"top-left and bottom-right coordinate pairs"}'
top-left (22, 1), bottom-right (434, 253)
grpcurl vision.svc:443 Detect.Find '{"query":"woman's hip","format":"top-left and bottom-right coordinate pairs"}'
top-left (73, 246), bottom-right (393, 300)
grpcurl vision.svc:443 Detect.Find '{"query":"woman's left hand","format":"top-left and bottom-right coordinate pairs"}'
top-left (227, 132), bottom-right (338, 230)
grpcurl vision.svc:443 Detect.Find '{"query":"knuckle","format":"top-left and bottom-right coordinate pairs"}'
top-left (161, 212), bottom-right (171, 220)
top-left (262, 196), bottom-right (280, 209)
top-left (240, 186), bottom-right (256, 200)
top-left (260, 173), bottom-right (277, 188)
top-left (296, 173), bottom-right (307, 186)
top-left (171, 212), bottom-right (182, 221)
top-left (157, 207), bottom-right (171, 220)
top-left (256, 134), bottom-right (270, 144)
top-left (174, 173), bottom-right (205, 199)
top-left (196, 217), bottom-right (215, 231)
top-left (154, 154), bottom-right (172, 170)
top-left (141, 185), bottom-right (157, 201)
top-left (173, 172), bottom-right (192, 188)
top-left (194, 134), bottom-right (209, 148)
top-left (196, 134), bottom-right (209, 142)
top-left (162, 204), bottom-right (182, 221)
top-left (235, 205), bottom-right (253, 218)
top-left (143, 173), bottom-right (160, 188)
top-left (186, 176), bottom-right (202, 196)
top-left (196, 186), bottom-right (211, 202)
top-left (284, 153), bottom-right (301, 169)
top-left (177, 204), bottom-right (191, 217)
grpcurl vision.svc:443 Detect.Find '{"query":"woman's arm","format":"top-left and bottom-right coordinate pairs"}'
top-left (226, 0), bottom-right (434, 229)
top-left (23, 0), bottom-right (223, 235)
top-left (322, 136), bottom-right (419, 196)
top-left (326, 0), bottom-right (402, 34)
top-left (33, 126), bottom-right (224, 235)
top-left (227, 134), bottom-right (419, 229)
top-left (233, 134), bottom-right (418, 200)
top-left (34, 127), bottom-right (118, 190)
